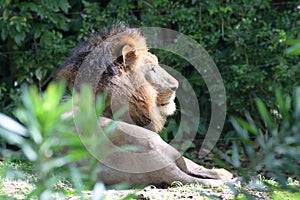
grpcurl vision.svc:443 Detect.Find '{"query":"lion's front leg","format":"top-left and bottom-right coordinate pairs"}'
top-left (97, 117), bottom-right (233, 186)
top-left (179, 157), bottom-right (233, 181)
top-left (98, 161), bottom-right (226, 187)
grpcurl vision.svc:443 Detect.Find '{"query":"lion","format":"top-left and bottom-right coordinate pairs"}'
top-left (54, 23), bottom-right (233, 187)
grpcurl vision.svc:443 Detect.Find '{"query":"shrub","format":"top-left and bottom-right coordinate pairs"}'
top-left (0, 82), bottom-right (107, 199)
top-left (226, 86), bottom-right (300, 188)
top-left (1, 1), bottom-right (299, 129)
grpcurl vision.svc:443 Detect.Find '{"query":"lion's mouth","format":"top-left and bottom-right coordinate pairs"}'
top-left (159, 102), bottom-right (170, 107)
top-left (157, 93), bottom-right (176, 107)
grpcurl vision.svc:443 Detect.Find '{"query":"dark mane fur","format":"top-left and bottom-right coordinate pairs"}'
top-left (56, 22), bottom-right (136, 78)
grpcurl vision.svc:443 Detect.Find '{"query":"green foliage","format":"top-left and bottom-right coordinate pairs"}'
top-left (228, 87), bottom-right (300, 188)
top-left (0, 82), bottom-right (107, 199)
top-left (285, 39), bottom-right (300, 56)
top-left (0, 0), bottom-right (78, 114)
top-left (1, 0), bottom-right (300, 183)
top-left (1, 0), bottom-right (300, 125)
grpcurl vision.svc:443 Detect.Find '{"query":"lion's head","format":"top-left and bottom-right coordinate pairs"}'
top-left (55, 23), bottom-right (178, 132)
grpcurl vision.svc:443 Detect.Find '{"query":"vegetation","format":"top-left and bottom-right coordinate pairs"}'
top-left (0, 0), bottom-right (300, 199)
top-left (1, 160), bottom-right (300, 199)
top-left (222, 86), bottom-right (300, 193)
top-left (1, 0), bottom-right (299, 119)
top-left (0, 82), bottom-right (107, 198)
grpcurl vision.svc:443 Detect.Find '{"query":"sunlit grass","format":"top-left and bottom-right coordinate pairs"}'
top-left (1, 160), bottom-right (300, 200)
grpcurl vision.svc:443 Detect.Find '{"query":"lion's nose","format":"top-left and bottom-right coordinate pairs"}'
top-left (169, 78), bottom-right (179, 91)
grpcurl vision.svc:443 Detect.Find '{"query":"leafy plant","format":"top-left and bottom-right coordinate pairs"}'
top-left (228, 86), bottom-right (300, 188)
top-left (0, 81), bottom-right (108, 199)
top-left (285, 39), bottom-right (300, 56)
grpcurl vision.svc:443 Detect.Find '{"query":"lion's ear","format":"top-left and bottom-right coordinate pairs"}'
top-left (121, 45), bottom-right (138, 68)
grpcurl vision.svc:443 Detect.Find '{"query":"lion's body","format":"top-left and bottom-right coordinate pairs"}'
top-left (55, 23), bottom-right (233, 187)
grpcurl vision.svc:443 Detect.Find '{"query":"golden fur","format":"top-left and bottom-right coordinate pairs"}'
top-left (55, 23), bottom-right (178, 132)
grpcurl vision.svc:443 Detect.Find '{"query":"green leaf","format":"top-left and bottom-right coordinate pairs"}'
top-left (43, 81), bottom-right (66, 112)
top-left (255, 98), bottom-right (275, 129)
top-left (231, 142), bottom-right (240, 167)
top-left (285, 42), bottom-right (300, 56)
top-left (14, 32), bottom-right (26, 45)
top-left (95, 92), bottom-right (107, 117)
top-left (275, 89), bottom-right (289, 121)
top-left (22, 143), bottom-right (38, 161)
top-left (0, 113), bottom-right (27, 136)
top-left (58, 0), bottom-right (70, 13)
top-left (35, 69), bottom-right (43, 81)
top-left (294, 87), bottom-right (300, 119)
top-left (91, 182), bottom-right (105, 200)
top-left (17, 85), bottom-right (43, 144)
top-left (230, 117), bottom-right (249, 139)
top-left (0, 127), bottom-right (37, 161)
top-left (121, 193), bottom-right (138, 200)
top-left (244, 112), bottom-right (259, 136)
top-left (70, 166), bottom-right (83, 196)
top-left (285, 39), bottom-right (300, 45)
top-left (42, 156), bottom-right (72, 174)
top-left (1, 28), bottom-right (8, 40)
top-left (235, 117), bottom-right (258, 136)
top-left (67, 149), bottom-right (90, 161)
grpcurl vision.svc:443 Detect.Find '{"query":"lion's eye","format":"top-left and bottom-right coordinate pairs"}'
top-left (151, 67), bottom-right (156, 73)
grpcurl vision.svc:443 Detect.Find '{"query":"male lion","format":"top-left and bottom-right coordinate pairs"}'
top-left (55, 23), bottom-right (233, 187)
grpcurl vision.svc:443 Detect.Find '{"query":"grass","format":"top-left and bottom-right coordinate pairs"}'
top-left (1, 159), bottom-right (299, 200)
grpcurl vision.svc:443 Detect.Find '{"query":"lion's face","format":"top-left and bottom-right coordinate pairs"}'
top-left (136, 52), bottom-right (178, 116)
top-left (111, 49), bottom-right (178, 132)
